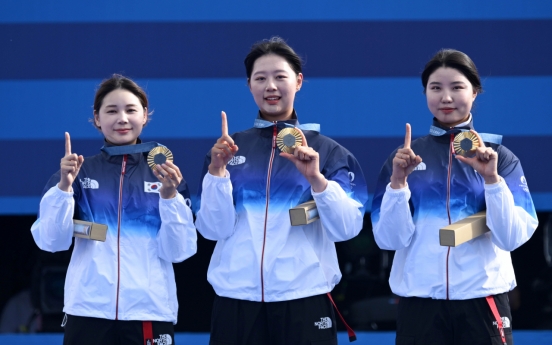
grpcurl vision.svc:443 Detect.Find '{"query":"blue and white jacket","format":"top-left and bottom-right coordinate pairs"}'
top-left (31, 141), bottom-right (197, 323)
top-left (371, 118), bottom-right (538, 300)
top-left (195, 114), bottom-right (368, 302)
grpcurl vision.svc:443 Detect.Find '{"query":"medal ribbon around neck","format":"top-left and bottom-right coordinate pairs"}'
top-left (428, 125), bottom-right (502, 145)
top-left (253, 118), bottom-right (320, 132)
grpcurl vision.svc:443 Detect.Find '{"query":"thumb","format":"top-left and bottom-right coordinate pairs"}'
top-left (77, 155), bottom-right (85, 169)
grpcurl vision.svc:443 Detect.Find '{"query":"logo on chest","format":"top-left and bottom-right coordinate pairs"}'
top-left (413, 162), bottom-right (427, 171)
top-left (228, 156), bottom-right (246, 166)
top-left (80, 178), bottom-right (99, 189)
top-left (145, 181), bottom-right (163, 193)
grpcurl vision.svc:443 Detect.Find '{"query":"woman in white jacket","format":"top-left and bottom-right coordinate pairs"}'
top-left (196, 37), bottom-right (368, 344)
top-left (371, 49), bottom-right (538, 345)
top-left (31, 74), bottom-right (197, 345)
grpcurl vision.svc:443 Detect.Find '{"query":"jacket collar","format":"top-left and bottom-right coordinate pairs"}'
top-left (428, 115), bottom-right (503, 145)
top-left (100, 138), bottom-right (151, 165)
top-left (429, 115), bottom-right (474, 137)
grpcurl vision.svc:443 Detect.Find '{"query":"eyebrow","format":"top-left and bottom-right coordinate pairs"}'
top-left (252, 69), bottom-right (289, 76)
top-left (105, 104), bottom-right (140, 108)
top-left (428, 81), bottom-right (467, 85)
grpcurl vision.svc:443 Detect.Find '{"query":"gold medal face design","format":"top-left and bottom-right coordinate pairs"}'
top-left (453, 132), bottom-right (479, 157)
top-left (147, 146), bottom-right (174, 170)
top-left (276, 128), bottom-right (302, 154)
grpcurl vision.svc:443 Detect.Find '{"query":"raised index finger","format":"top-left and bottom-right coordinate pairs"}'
top-left (65, 132), bottom-right (72, 155)
top-left (404, 123), bottom-right (411, 149)
top-left (221, 111), bottom-right (228, 137)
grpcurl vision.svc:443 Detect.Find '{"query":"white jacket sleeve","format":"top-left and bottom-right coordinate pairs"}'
top-left (312, 180), bottom-right (364, 242)
top-left (372, 183), bottom-right (416, 250)
top-left (157, 193), bottom-right (198, 263)
top-left (485, 178), bottom-right (538, 251)
top-left (195, 171), bottom-right (237, 241)
top-left (30, 185), bottom-right (74, 252)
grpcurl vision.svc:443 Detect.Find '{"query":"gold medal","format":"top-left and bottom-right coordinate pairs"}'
top-left (147, 146), bottom-right (174, 169)
top-left (276, 128), bottom-right (302, 153)
top-left (453, 132), bottom-right (479, 157)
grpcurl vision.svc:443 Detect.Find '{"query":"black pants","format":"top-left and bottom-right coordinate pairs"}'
top-left (209, 294), bottom-right (337, 345)
top-left (396, 293), bottom-right (513, 345)
top-left (62, 314), bottom-right (175, 345)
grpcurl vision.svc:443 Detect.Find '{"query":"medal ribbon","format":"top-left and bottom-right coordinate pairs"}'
top-left (428, 125), bottom-right (502, 145)
top-left (101, 142), bottom-right (162, 156)
top-left (253, 118), bottom-right (320, 133)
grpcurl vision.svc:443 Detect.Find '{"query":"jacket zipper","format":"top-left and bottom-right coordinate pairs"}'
top-left (260, 124), bottom-right (278, 302)
top-left (115, 154), bottom-right (127, 319)
top-left (445, 134), bottom-right (454, 300)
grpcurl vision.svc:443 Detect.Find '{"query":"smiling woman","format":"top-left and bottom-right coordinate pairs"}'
top-left (91, 75), bottom-right (151, 145)
top-left (422, 49), bottom-right (482, 128)
top-left (371, 49), bottom-right (539, 345)
top-left (245, 40), bottom-right (303, 122)
top-left (248, 54), bottom-right (303, 121)
top-left (425, 67), bottom-right (477, 127)
top-left (29, 74), bottom-right (197, 345)
top-left (195, 37), bottom-right (368, 344)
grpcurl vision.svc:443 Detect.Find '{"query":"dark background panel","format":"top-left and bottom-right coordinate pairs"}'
top-left (2, 20), bottom-right (552, 80)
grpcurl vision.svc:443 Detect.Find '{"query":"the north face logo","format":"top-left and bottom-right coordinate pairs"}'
top-left (228, 156), bottom-right (246, 166)
top-left (413, 162), bottom-right (426, 171)
top-left (493, 316), bottom-right (511, 329)
top-left (80, 178), bottom-right (99, 189)
top-left (314, 317), bottom-right (332, 329)
top-left (153, 334), bottom-right (173, 344)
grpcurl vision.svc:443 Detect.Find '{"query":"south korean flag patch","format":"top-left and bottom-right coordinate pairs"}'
top-left (145, 181), bottom-right (162, 193)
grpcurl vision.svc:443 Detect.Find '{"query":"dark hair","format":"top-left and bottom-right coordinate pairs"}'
top-left (91, 74), bottom-right (151, 130)
top-left (244, 37), bottom-right (303, 80)
top-left (421, 49), bottom-right (483, 94)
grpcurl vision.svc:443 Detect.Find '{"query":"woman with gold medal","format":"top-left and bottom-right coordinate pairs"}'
top-left (371, 49), bottom-right (539, 345)
top-left (31, 75), bottom-right (197, 345)
top-left (195, 37), bottom-right (368, 344)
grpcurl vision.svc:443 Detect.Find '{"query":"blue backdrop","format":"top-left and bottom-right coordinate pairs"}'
top-left (1, 0), bottom-right (551, 214)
